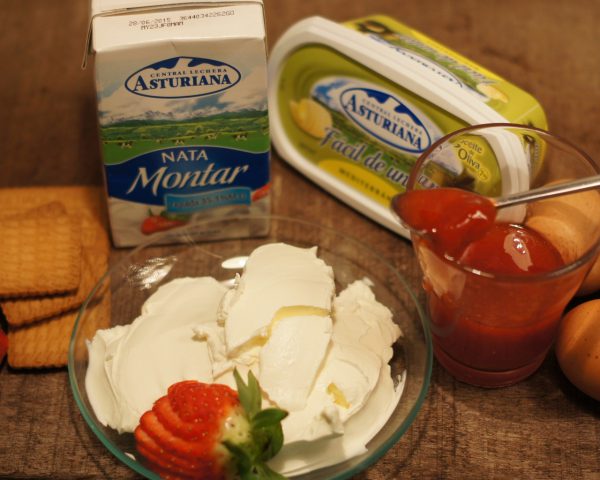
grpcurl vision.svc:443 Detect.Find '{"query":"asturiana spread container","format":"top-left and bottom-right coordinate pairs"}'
top-left (269, 15), bottom-right (548, 237)
top-left (86, 0), bottom-right (270, 247)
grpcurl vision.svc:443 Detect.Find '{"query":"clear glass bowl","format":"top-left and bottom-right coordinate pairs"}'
top-left (68, 215), bottom-right (432, 480)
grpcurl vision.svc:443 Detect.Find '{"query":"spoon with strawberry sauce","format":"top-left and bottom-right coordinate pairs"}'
top-left (392, 188), bottom-right (498, 260)
top-left (392, 187), bottom-right (497, 258)
top-left (392, 175), bottom-right (600, 275)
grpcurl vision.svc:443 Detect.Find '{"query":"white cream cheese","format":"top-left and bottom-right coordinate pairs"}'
top-left (333, 279), bottom-right (401, 363)
top-left (85, 243), bottom-right (403, 475)
top-left (259, 312), bottom-right (332, 411)
top-left (85, 277), bottom-right (226, 433)
top-left (220, 243), bottom-right (335, 353)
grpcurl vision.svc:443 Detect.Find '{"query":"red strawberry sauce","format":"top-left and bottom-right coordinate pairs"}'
top-left (392, 188), bottom-right (570, 386)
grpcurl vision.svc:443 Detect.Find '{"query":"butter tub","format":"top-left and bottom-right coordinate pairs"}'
top-left (268, 15), bottom-right (547, 237)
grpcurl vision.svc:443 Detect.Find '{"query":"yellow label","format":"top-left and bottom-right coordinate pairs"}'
top-left (319, 159), bottom-right (398, 206)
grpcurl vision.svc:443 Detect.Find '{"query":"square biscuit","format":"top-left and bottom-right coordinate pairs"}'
top-left (7, 291), bottom-right (111, 369)
top-left (0, 185), bottom-right (108, 247)
top-left (0, 190), bottom-right (110, 324)
top-left (0, 185), bottom-right (105, 219)
top-left (2, 244), bottom-right (108, 326)
top-left (0, 213), bottom-right (82, 297)
top-left (1, 186), bottom-right (112, 368)
top-left (4, 201), bottom-right (68, 219)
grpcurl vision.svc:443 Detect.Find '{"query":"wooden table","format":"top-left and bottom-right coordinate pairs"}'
top-left (1, 0), bottom-right (599, 478)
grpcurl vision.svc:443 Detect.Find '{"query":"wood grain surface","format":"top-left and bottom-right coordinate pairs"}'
top-left (1, 0), bottom-right (599, 479)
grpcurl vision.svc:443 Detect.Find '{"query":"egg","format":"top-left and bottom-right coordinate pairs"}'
top-left (578, 254), bottom-right (600, 297)
top-left (527, 181), bottom-right (600, 219)
top-left (525, 215), bottom-right (585, 263)
top-left (525, 185), bottom-right (600, 295)
top-left (555, 299), bottom-right (600, 401)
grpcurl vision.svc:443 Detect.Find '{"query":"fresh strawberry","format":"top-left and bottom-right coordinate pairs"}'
top-left (0, 330), bottom-right (7, 363)
top-left (134, 370), bottom-right (288, 480)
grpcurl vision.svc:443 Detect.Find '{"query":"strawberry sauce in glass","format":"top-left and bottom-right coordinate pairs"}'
top-left (393, 124), bottom-right (600, 387)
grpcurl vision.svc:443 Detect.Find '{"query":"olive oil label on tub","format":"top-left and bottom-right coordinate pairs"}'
top-left (91, 2), bottom-right (270, 246)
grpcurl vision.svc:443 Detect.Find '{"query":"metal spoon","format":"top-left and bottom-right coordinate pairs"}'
top-left (493, 174), bottom-right (600, 209)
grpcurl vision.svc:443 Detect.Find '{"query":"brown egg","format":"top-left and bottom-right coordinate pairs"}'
top-left (525, 215), bottom-right (585, 264)
top-left (525, 186), bottom-right (600, 295)
top-left (526, 179), bottom-right (600, 215)
top-left (578, 255), bottom-right (600, 297)
top-left (555, 299), bottom-right (600, 401)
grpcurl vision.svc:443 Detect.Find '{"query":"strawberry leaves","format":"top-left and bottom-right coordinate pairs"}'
top-left (234, 368), bottom-right (261, 418)
top-left (252, 409), bottom-right (286, 462)
top-left (228, 369), bottom-right (288, 479)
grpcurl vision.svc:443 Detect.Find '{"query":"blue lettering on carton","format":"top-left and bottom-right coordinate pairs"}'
top-left (105, 146), bottom-right (269, 207)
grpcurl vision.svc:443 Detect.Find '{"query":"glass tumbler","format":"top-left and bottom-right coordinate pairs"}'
top-left (399, 123), bottom-right (600, 387)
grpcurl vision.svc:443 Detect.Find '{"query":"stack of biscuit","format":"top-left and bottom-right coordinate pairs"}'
top-left (0, 186), bottom-right (111, 368)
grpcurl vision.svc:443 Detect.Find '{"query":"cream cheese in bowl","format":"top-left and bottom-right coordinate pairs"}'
top-left (68, 215), bottom-right (432, 480)
top-left (85, 243), bottom-right (404, 475)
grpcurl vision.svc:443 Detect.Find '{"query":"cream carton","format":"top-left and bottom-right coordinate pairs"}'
top-left (87, 0), bottom-right (270, 246)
